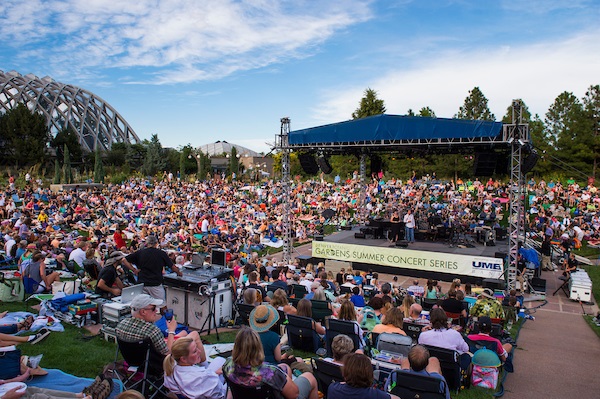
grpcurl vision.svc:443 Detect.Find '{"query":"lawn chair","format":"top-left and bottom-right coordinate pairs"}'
top-left (286, 314), bottom-right (321, 353)
top-left (311, 299), bottom-right (333, 323)
top-left (224, 373), bottom-right (277, 399)
top-left (376, 333), bottom-right (413, 357)
top-left (325, 318), bottom-right (361, 357)
top-left (311, 358), bottom-right (344, 399)
top-left (236, 303), bottom-right (255, 325)
top-left (115, 338), bottom-right (168, 399)
top-left (422, 344), bottom-right (462, 393)
top-left (387, 369), bottom-right (449, 399)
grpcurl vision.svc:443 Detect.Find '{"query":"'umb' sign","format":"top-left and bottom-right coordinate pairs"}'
top-left (312, 241), bottom-right (504, 279)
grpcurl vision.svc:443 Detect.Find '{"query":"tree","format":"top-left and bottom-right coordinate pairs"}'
top-left (0, 103), bottom-right (50, 167)
top-left (455, 87), bottom-right (495, 121)
top-left (179, 151), bottom-right (186, 181)
top-left (93, 150), bottom-right (104, 183)
top-left (53, 159), bottom-right (61, 184)
top-left (406, 109), bottom-right (415, 116)
top-left (142, 134), bottom-right (166, 176)
top-left (352, 88), bottom-right (386, 119)
top-left (418, 107), bottom-right (436, 118)
top-left (63, 144), bottom-right (73, 184)
top-left (583, 85), bottom-right (600, 177)
top-left (51, 127), bottom-right (82, 165)
top-left (229, 146), bottom-right (240, 177)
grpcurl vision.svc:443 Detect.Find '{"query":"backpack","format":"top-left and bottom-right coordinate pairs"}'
top-left (471, 348), bottom-right (501, 389)
top-left (360, 306), bottom-right (381, 331)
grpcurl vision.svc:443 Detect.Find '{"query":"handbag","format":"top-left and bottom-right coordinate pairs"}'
top-left (0, 348), bottom-right (22, 380)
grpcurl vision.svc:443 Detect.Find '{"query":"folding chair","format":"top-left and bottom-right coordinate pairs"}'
top-left (444, 311), bottom-right (465, 328)
top-left (236, 303), bottom-right (255, 325)
top-left (224, 373), bottom-right (277, 399)
top-left (402, 321), bottom-right (425, 343)
top-left (421, 298), bottom-right (438, 311)
top-left (376, 333), bottom-right (413, 357)
top-left (115, 338), bottom-right (168, 399)
top-left (311, 300), bottom-right (333, 323)
top-left (311, 358), bottom-right (344, 399)
top-left (325, 318), bottom-right (361, 357)
top-left (387, 369), bottom-right (449, 399)
top-left (286, 315), bottom-right (321, 352)
top-left (291, 284), bottom-right (308, 299)
top-left (422, 344), bottom-right (462, 393)
top-left (339, 286), bottom-right (352, 295)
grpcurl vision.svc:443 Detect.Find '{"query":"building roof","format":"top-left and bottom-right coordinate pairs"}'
top-left (199, 141), bottom-right (260, 157)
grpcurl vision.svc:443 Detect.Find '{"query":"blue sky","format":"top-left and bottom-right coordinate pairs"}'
top-left (1, 0), bottom-right (599, 153)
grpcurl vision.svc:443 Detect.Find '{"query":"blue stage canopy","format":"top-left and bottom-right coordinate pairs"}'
top-left (288, 114), bottom-right (503, 146)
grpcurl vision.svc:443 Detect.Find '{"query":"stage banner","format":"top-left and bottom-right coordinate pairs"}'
top-left (312, 241), bottom-right (504, 279)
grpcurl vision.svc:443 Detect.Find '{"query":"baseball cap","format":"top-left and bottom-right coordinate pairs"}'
top-left (478, 316), bottom-right (492, 331)
top-left (130, 294), bottom-right (163, 311)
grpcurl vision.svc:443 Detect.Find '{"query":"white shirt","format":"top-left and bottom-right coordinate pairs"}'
top-left (164, 364), bottom-right (226, 399)
top-left (69, 248), bottom-right (86, 266)
top-left (404, 213), bottom-right (415, 228)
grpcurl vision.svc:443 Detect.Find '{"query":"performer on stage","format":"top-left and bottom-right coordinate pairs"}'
top-left (404, 209), bottom-right (415, 243)
top-left (390, 211), bottom-right (401, 242)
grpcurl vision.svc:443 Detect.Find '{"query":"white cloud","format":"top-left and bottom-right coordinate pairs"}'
top-left (312, 29), bottom-right (600, 126)
top-left (0, 0), bottom-right (372, 84)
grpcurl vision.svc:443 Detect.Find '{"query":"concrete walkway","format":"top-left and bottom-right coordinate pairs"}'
top-left (272, 240), bottom-right (600, 399)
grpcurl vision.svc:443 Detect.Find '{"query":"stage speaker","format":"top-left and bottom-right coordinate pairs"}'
top-left (296, 255), bottom-right (324, 268)
top-left (473, 152), bottom-right (497, 177)
top-left (531, 277), bottom-right (546, 293)
top-left (370, 155), bottom-right (382, 175)
top-left (494, 252), bottom-right (508, 260)
top-left (521, 151), bottom-right (539, 174)
top-left (482, 278), bottom-right (506, 291)
top-left (495, 153), bottom-right (510, 175)
top-left (298, 153), bottom-right (319, 174)
top-left (354, 232), bottom-right (366, 239)
top-left (396, 240), bottom-right (409, 248)
top-left (314, 235), bottom-right (324, 241)
top-left (317, 156), bottom-right (333, 174)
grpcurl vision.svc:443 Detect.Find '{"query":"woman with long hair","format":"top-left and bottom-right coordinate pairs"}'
top-left (400, 294), bottom-right (415, 319)
top-left (222, 328), bottom-right (318, 399)
top-left (296, 299), bottom-right (326, 335)
top-left (336, 301), bottom-right (365, 348)
top-left (417, 308), bottom-right (468, 354)
top-left (163, 337), bottom-right (227, 399)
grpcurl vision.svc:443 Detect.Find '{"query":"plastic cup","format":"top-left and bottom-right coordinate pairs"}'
top-left (165, 309), bottom-right (174, 321)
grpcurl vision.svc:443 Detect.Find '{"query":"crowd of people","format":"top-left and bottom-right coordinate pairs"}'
top-left (1, 172), bottom-right (587, 399)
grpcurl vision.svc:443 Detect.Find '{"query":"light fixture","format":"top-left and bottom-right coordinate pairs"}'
top-left (507, 137), bottom-right (514, 144)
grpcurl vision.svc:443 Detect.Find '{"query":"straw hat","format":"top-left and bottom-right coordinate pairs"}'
top-left (480, 288), bottom-right (495, 300)
top-left (249, 304), bottom-right (279, 333)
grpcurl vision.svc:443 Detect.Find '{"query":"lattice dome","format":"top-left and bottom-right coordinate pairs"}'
top-left (0, 70), bottom-right (140, 152)
top-left (199, 140), bottom-right (260, 157)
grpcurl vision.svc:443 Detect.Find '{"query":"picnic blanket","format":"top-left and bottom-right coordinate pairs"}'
top-left (28, 369), bottom-right (123, 399)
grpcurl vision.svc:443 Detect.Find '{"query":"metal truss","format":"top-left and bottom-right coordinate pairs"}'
top-left (279, 118), bottom-right (292, 264)
top-left (504, 100), bottom-right (529, 291)
top-left (0, 70), bottom-right (140, 152)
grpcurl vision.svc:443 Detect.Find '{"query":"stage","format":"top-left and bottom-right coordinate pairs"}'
top-left (311, 226), bottom-right (509, 285)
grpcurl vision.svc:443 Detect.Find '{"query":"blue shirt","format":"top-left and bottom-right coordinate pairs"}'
top-left (350, 294), bottom-right (365, 308)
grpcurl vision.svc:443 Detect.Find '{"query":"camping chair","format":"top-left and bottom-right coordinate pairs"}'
top-left (325, 318), bottom-right (361, 357)
top-left (376, 333), bottom-right (413, 357)
top-left (289, 297), bottom-right (301, 308)
top-left (339, 286), bottom-right (352, 295)
top-left (115, 338), bottom-right (168, 399)
top-left (422, 344), bottom-right (462, 393)
top-left (311, 300), bottom-right (333, 323)
top-left (236, 303), bottom-right (255, 326)
top-left (421, 298), bottom-right (438, 311)
top-left (387, 369), bottom-right (449, 399)
top-left (464, 336), bottom-right (498, 353)
top-left (286, 314), bottom-right (322, 353)
top-left (444, 311), bottom-right (465, 328)
top-left (224, 373), bottom-right (277, 399)
top-left (291, 284), bottom-right (308, 299)
top-left (311, 358), bottom-right (344, 399)
top-left (402, 321), bottom-right (425, 343)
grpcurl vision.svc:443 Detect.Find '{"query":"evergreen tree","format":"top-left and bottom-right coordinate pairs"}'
top-left (229, 146), bottom-right (239, 177)
top-left (63, 144), bottom-right (73, 184)
top-left (583, 85), bottom-right (600, 177)
top-left (352, 88), bottom-right (386, 119)
top-left (455, 87), bottom-right (495, 121)
top-left (142, 134), bottom-right (166, 176)
top-left (93, 150), bottom-right (104, 183)
top-left (406, 109), bottom-right (415, 116)
top-left (53, 159), bottom-right (61, 184)
top-left (0, 103), bottom-right (50, 167)
top-left (179, 151), bottom-right (186, 181)
top-left (418, 107), bottom-right (436, 118)
top-left (51, 126), bottom-right (82, 164)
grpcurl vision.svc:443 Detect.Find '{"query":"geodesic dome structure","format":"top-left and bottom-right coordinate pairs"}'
top-left (0, 70), bottom-right (140, 152)
top-left (199, 140), bottom-right (260, 157)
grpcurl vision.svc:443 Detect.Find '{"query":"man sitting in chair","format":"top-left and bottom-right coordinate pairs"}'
top-left (397, 345), bottom-right (450, 399)
top-left (469, 288), bottom-right (505, 320)
top-left (559, 253), bottom-right (578, 281)
top-left (116, 294), bottom-right (206, 358)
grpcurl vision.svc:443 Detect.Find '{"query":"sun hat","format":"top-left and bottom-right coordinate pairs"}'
top-left (249, 304), bottom-right (280, 333)
top-left (105, 251), bottom-right (126, 266)
top-left (480, 288), bottom-right (495, 300)
top-left (130, 294), bottom-right (163, 311)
